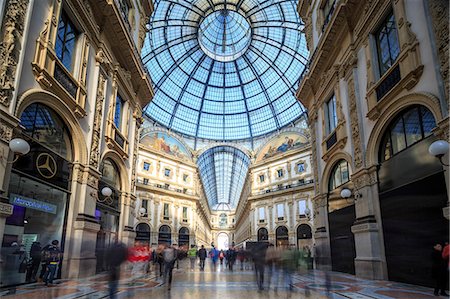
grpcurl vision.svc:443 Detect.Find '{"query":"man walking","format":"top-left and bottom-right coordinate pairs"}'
top-left (187, 245), bottom-right (197, 271)
top-left (105, 241), bottom-right (128, 298)
top-left (163, 244), bottom-right (177, 290)
top-left (198, 245), bottom-right (207, 271)
top-left (42, 240), bottom-right (61, 286)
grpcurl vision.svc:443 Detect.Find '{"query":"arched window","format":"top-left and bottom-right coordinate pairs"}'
top-left (297, 224), bottom-right (312, 239)
top-left (257, 227), bottom-right (268, 241)
top-left (380, 105), bottom-right (436, 162)
top-left (135, 223), bottom-right (151, 242)
top-left (158, 225), bottom-right (172, 245)
top-left (20, 103), bottom-right (72, 159)
top-left (178, 227), bottom-right (190, 246)
top-left (101, 159), bottom-right (120, 189)
top-left (99, 159), bottom-right (121, 210)
top-left (276, 226), bottom-right (289, 247)
top-left (328, 160), bottom-right (350, 191)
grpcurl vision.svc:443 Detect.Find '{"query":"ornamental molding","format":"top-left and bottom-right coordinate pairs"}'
top-left (89, 73), bottom-right (106, 169)
top-left (347, 74), bottom-right (364, 169)
top-left (0, 0), bottom-right (29, 107)
top-left (351, 166), bottom-right (378, 190)
top-left (0, 117), bottom-right (14, 143)
top-left (0, 202), bottom-right (13, 216)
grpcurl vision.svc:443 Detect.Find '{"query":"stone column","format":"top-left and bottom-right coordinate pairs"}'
top-left (120, 192), bottom-right (136, 247)
top-left (312, 193), bottom-right (331, 271)
top-left (63, 164), bottom-right (101, 279)
top-left (351, 167), bottom-right (387, 280)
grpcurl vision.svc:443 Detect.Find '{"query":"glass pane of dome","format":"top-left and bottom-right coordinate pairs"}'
top-left (142, 0), bottom-right (309, 140)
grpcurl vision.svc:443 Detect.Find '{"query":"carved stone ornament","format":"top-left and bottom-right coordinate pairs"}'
top-left (89, 74), bottom-right (106, 168)
top-left (347, 75), bottom-right (364, 169)
top-left (0, 202), bottom-right (13, 216)
top-left (0, 118), bottom-right (14, 142)
top-left (0, 0), bottom-right (29, 107)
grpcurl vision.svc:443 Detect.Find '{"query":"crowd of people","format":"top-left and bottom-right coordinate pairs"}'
top-left (4, 239), bottom-right (449, 297)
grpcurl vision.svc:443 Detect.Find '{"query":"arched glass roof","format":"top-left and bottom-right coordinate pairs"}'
top-left (142, 0), bottom-right (309, 141)
top-left (197, 146), bottom-right (250, 211)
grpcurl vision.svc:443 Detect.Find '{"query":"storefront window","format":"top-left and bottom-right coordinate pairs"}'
top-left (1, 173), bottom-right (69, 285)
top-left (20, 103), bottom-right (72, 159)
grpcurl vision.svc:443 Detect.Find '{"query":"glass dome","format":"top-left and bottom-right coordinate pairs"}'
top-left (142, 0), bottom-right (309, 140)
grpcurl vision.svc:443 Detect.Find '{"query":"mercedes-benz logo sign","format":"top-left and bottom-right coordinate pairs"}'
top-left (36, 153), bottom-right (57, 179)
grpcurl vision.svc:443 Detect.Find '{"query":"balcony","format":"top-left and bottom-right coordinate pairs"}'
top-left (253, 179), bottom-right (314, 196)
top-left (321, 122), bottom-right (347, 161)
top-left (105, 121), bottom-right (129, 158)
top-left (136, 178), bottom-right (195, 196)
top-left (321, 1), bottom-right (337, 32)
top-left (32, 35), bottom-right (88, 118)
top-left (366, 41), bottom-right (423, 120)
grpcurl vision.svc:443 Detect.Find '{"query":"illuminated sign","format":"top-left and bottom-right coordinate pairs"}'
top-left (9, 194), bottom-right (57, 214)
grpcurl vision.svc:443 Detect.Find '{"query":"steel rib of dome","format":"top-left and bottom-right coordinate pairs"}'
top-left (142, 0), bottom-right (309, 141)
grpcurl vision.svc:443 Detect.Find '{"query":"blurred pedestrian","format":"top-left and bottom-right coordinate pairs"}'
top-left (42, 240), bottom-right (61, 287)
top-left (128, 241), bottom-right (150, 285)
top-left (105, 241), bottom-right (128, 298)
top-left (227, 244), bottom-right (237, 271)
top-left (198, 245), bottom-right (207, 271)
top-left (163, 244), bottom-right (177, 290)
top-left (219, 250), bottom-right (225, 265)
top-left (210, 246), bottom-right (219, 271)
top-left (188, 245), bottom-right (198, 271)
top-left (237, 247), bottom-right (245, 270)
top-left (252, 242), bottom-right (267, 291)
top-left (432, 243), bottom-right (448, 296)
top-left (26, 242), bottom-right (41, 282)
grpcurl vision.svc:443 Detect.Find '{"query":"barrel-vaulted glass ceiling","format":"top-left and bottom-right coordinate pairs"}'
top-left (142, 0), bottom-right (309, 140)
top-left (197, 146), bottom-right (251, 211)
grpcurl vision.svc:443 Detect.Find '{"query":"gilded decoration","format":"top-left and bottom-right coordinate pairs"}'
top-left (141, 132), bottom-right (192, 161)
top-left (256, 132), bottom-right (308, 162)
top-left (0, 0), bottom-right (29, 107)
top-left (89, 73), bottom-right (106, 168)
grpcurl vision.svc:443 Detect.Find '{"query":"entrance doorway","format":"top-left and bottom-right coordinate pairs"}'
top-left (158, 225), bottom-right (172, 245)
top-left (217, 232), bottom-right (229, 250)
top-left (257, 227), bottom-right (268, 242)
top-left (178, 227), bottom-right (190, 247)
top-left (275, 226), bottom-right (289, 247)
top-left (297, 224), bottom-right (312, 249)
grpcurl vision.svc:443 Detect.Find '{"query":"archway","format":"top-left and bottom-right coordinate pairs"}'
top-left (327, 158), bottom-right (356, 275)
top-left (217, 232), bottom-right (229, 250)
top-left (135, 223), bottom-right (151, 245)
top-left (2, 103), bottom-right (74, 286)
top-left (297, 224), bottom-right (313, 250)
top-left (178, 227), bottom-right (190, 247)
top-left (275, 226), bottom-right (289, 247)
top-left (95, 158), bottom-right (121, 273)
top-left (257, 227), bottom-right (269, 242)
top-left (377, 105), bottom-right (448, 287)
top-left (158, 225), bottom-right (172, 245)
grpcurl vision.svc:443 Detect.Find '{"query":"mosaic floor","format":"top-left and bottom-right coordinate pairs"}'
top-left (0, 261), bottom-right (446, 299)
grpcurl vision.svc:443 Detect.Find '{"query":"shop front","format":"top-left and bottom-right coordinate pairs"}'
top-left (95, 159), bottom-right (121, 273)
top-left (0, 103), bottom-right (72, 287)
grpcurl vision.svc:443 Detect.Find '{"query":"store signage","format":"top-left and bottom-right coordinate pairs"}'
top-left (9, 194), bottom-right (57, 214)
top-left (13, 141), bottom-right (71, 190)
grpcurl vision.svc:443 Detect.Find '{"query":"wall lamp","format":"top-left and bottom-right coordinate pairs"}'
top-left (0, 138), bottom-right (30, 164)
top-left (90, 186), bottom-right (113, 201)
top-left (428, 140), bottom-right (449, 166)
top-left (139, 207), bottom-right (147, 217)
top-left (340, 188), bottom-right (362, 202)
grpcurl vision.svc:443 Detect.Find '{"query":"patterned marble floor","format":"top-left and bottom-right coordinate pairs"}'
top-left (0, 261), bottom-right (446, 299)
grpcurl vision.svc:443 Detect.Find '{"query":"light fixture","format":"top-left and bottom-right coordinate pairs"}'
top-left (101, 186), bottom-right (113, 197)
top-left (429, 140), bottom-right (449, 166)
top-left (139, 207), bottom-right (147, 216)
top-left (340, 188), bottom-right (361, 202)
top-left (1, 138), bottom-right (30, 164)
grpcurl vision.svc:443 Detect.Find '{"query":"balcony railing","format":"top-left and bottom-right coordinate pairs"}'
top-left (256, 179), bottom-right (314, 195)
top-left (326, 131), bottom-right (337, 150)
top-left (376, 64), bottom-right (401, 101)
top-left (137, 178), bottom-right (194, 195)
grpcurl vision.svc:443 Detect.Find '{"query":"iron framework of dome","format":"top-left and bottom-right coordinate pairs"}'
top-left (142, 0), bottom-right (309, 141)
